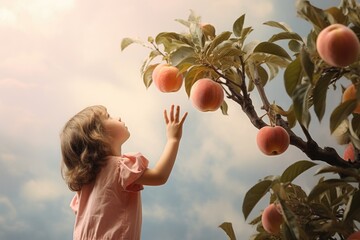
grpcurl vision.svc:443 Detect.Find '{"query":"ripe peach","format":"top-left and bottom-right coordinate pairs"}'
top-left (256, 126), bottom-right (290, 156)
top-left (152, 64), bottom-right (183, 93)
top-left (190, 78), bottom-right (224, 112)
top-left (348, 231), bottom-right (360, 240)
top-left (342, 84), bottom-right (360, 114)
top-left (261, 203), bottom-right (283, 235)
top-left (344, 143), bottom-right (356, 162)
top-left (316, 24), bottom-right (360, 67)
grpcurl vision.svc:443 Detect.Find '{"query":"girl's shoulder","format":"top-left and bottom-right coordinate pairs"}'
top-left (106, 152), bottom-right (149, 169)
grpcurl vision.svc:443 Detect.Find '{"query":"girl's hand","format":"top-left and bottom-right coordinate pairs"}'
top-left (164, 105), bottom-right (188, 141)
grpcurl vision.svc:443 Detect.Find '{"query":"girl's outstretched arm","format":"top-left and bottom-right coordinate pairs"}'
top-left (135, 105), bottom-right (187, 186)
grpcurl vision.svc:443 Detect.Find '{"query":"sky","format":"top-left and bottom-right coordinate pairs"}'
top-left (0, 0), bottom-right (345, 239)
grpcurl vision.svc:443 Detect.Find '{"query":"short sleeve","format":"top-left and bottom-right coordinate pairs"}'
top-left (118, 152), bottom-right (149, 192)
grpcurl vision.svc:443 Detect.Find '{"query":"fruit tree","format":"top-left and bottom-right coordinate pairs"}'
top-left (121, 1), bottom-right (360, 239)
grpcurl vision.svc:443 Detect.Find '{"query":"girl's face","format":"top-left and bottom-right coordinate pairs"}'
top-left (102, 114), bottom-right (130, 154)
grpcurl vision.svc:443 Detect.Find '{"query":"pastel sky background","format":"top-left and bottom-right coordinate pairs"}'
top-left (0, 0), bottom-right (347, 239)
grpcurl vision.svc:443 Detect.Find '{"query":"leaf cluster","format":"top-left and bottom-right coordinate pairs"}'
top-left (121, 1), bottom-right (360, 239)
top-left (121, 10), bottom-right (297, 116)
top-left (220, 160), bottom-right (360, 240)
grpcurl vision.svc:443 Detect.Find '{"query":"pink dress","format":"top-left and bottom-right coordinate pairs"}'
top-left (70, 152), bottom-right (149, 240)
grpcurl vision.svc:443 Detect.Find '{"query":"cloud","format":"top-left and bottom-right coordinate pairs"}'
top-left (188, 197), bottom-right (253, 237)
top-left (0, 152), bottom-right (28, 177)
top-left (0, 196), bottom-right (17, 222)
top-left (21, 179), bottom-right (66, 202)
top-left (143, 203), bottom-right (175, 222)
top-left (0, 196), bottom-right (28, 237)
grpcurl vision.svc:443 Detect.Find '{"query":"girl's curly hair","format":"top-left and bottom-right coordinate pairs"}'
top-left (60, 105), bottom-right (112, 191)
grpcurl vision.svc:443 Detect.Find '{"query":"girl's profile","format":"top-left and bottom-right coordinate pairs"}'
top-left (60, 104), bottom-right (187, 240)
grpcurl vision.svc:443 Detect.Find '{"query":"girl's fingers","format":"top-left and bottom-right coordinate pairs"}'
top-left (180, 111), bottom-right (188, 124)
top-left (175, 105), bottom-right (180, 122)
top-left (164, 109), bottom-right (169, 124)
top-left (170, 105), bottom-right (174, 122)
top-left (165, 105), bottom-right (187, 124)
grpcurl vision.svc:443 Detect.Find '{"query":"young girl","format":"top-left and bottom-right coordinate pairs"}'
top-left (60, 104), bottom-right (187, 240)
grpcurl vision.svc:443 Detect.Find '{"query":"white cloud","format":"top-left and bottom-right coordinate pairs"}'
top-left (18, 0), bottom-right (75, 21)
top-left (143, 203), bottom-right (175, 222)
top-left (0, 152), bottom-right (28, 176)
top-left (21, 179), bottom-right (66, 202)
top-left (0, 196), bottom-right (28, 234)
top-left (0, 196), bottom-right (17, 221)
top-left (187, 197), bottom-right (253, 239)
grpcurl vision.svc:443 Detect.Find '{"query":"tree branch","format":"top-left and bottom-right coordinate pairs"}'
top-left (225, 66), bottom-right (360, 169)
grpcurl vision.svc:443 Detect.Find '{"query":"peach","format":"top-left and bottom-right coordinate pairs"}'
top-left (190, 78), bottom-right (224, 112)
top-left (316, 24), bottom-right (360, 67)
top-left (261, 203), bottom-right (283, 235)
top-left (344, 143), bottom-right (356, 162)
top-left (256, 126), bottom-right (290, 155)
top-left (342, 84), bottom-right (360, 114)
top-left (348, 231), bottom-right (360, 240)
top-left (152, 64), bottom-right (183, 93)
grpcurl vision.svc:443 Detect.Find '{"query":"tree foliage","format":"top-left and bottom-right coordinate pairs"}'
top-left (121, 0), bottom-right (360, 239)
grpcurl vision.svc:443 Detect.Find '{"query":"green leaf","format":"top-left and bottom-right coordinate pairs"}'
top-left (220, 101), bottom-right (228, 115)
top-left (242, 180), bottom-right (273, 220)
top-left (308, 179), bottom-right (350, 202)
top-left (277, 197), bottom-right (301, 240)
top-left (315, 165), bottom-right (360, 182)
top-left (325, 7), bottom-right (347, 24)
top-left (300, 47), bottom-right (314, 82)
top-left (351, 114), bottom-right (360, 137)
top-left (174, 18), bottom-right (190, 28)
top-left (239, 26), bottom-right (253, 42)
top-left (169, 46), bottom-right (195, 66)
top-left (176, 57), bottom-right (197, 74)
top-left (292, 83), bottom-right (312, 128)
top-left (265, 62), bottom-right (279, 81)
top-left (288, 39), bottom-right (302, 53)
top-left (313, 72), bottom-right (336, 122)
top-left (184, 65), bottom-right (211, 97)
top-left (187, 9), bottom-right (201, 23)
top-left (205, 31), bottom-right (233, 56)
top-left (257, 65), bottom-right (268, 86)
top-left (268, 32), bottom-right (303, 43)
top-left (233, 14), bottom-right (245, 37)
top-left (296, 0), bottom-right (330, 31)
top-left (344, 190), bottom-right (360, 222)
top-left (219, 222), bottom-right (237, 240)
top-left (189, 22), bottom-right (204, 47)
top-left (155, 32), bottom-right (192, 48)
top-left (120, 37), bottom-right (143, 51)
top-left (286, 105), bottom-right (297, 129)
top-left (212, 41), bottom-right (243, 60)
top-left (330, 100), bottom-right (357, 133)
top-left (284, 56), bottom-right (303, 96)
top-left (263, 20), bottom-right (292, 32)
top-left (280, 160), bottom-right (317, 183)
top-left (253, 42), bottom-right (291, 60)
top-left (142, 64), bottom-right (157, 88)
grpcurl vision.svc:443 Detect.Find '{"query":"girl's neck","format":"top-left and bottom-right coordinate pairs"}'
top-left (111, 146), bottom-right (122, 156)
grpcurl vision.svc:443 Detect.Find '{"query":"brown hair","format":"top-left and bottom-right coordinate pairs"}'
top-left (60, 105), bottom-right (112, 191)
